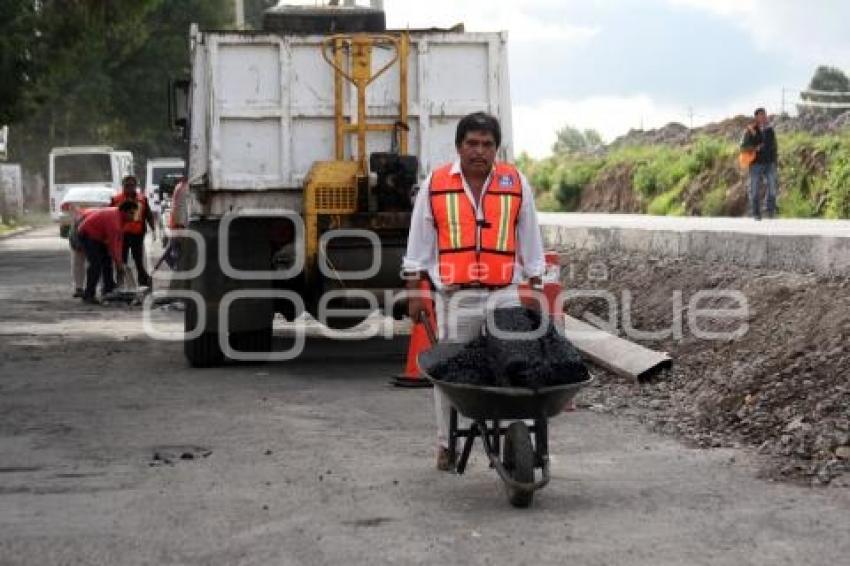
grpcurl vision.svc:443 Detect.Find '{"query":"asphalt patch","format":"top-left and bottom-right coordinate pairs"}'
top-left (430, 307), bottom-right (589, 388)
top-left (150, 445), bottom-right (212, 466)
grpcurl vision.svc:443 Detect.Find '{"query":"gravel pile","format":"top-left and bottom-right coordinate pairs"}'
top-left (561, 250), bottom-right (850, 485)
top-left (430, 307), bottom-right (589, 388)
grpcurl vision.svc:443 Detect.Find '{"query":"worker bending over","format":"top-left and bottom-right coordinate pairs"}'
top-left (76, 201), bottom-right (138, 304)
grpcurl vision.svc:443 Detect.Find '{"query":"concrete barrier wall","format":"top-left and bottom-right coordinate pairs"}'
top-left (540, 214), bottom-right (850, 275)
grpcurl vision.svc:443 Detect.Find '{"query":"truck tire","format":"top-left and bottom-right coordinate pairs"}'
top-left (230, 326), bottom-right (273, 355)
top-left (184, 300), bottom-right (224, 368)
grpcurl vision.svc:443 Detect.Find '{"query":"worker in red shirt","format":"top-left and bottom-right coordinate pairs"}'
top-left (110, 175), bottom-right (156, 287)
top-left (76, 201), bottom-right (138, 304)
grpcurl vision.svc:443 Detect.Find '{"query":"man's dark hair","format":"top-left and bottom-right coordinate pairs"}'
top-left (754, 107), bottom-right (766, 117)
top-left (455, 112), bottom-right (501, 147)
top-left (122, 175), bottom-right (138, 187)
top-left (118, 200), bottom-right (138, 214)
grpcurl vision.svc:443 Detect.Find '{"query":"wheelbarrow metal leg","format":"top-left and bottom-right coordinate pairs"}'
top-left (456, 420), bottom-right (479, 475)
top-left (534, 418), bottom-right (549, 468)
top-left (448, 407), bottom-right (459, 468)
top-left (492, 419), bottom-right (501, 461)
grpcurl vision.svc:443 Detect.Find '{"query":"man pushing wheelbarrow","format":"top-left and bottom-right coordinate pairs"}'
top-left (402, 112), bottom-right (547, 471)
top-left (402, 113), bottom-right (593, 507)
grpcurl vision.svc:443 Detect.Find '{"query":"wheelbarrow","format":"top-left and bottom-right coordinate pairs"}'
top-left (418, 340), bottom-right (593, 508)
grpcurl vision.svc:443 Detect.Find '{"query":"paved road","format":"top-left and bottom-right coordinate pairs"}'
top-left (1, 227), bottom-right (848, 565)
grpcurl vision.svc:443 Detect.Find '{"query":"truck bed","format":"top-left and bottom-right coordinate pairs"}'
top-left (188, 28), bottom-right (513, 196)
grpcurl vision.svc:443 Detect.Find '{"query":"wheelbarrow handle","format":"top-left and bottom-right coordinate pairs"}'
top-left (416, 309), bottom-right (438, 346)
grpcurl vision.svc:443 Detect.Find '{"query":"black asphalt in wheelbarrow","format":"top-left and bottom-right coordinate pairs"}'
top-left (418, 341), bottom-right (594, 508)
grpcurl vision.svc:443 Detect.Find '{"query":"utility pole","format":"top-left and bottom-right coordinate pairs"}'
top-left (687, 106), bottom-right (694, 129)
top-left (234, 0), bottom-right (244, 29)
top-left (781, 87), bottom-right (785, 115)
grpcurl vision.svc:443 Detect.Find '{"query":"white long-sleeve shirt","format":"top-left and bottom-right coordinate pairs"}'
top-left (402, 159), bottom-right (546, 290)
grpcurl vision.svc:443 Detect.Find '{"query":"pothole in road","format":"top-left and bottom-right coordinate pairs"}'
top-left (149, 445), bottom-right (212, 466)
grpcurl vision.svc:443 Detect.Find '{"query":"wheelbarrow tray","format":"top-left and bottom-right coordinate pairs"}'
top-left (418, 342), bottom-right (594, 421)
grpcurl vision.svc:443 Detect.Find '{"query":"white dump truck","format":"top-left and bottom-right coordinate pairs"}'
top-left (173, 3), bottom-right (513, 366)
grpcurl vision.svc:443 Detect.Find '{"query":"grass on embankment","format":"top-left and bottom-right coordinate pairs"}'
top-left (0, 212), bottom-right (52, 236)
top-left (521, 129), bottom-right (850, 219)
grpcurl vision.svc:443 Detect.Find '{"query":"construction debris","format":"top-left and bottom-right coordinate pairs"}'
top-left (564, 249), bottom-right (850, 485)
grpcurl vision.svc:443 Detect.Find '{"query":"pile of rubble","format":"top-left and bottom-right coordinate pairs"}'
top-left (774, 110), bottom-right (850, 136)
top-left (563, 250), bottom-right (850, 486)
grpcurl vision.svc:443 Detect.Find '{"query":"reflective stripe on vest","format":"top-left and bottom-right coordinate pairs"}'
top-left (429, 162), bottom-right (522, 286)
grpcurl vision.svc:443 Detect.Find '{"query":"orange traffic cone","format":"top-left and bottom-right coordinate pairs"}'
top-left (392, 280), bottom-right (437, 388)
top-left (519, 250), bottom-right (563, 314)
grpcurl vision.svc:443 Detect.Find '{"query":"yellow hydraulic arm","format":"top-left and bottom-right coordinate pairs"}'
top-left (303, 32), bottom-right (410, 283)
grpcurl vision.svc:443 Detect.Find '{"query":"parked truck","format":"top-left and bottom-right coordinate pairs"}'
top-left (145, 157), bottom-right (186, 219)
top-left (173, 3), bottom-right (513, 366)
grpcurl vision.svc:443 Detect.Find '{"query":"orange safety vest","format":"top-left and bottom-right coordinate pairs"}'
top-left (429, 162), bottom-right (522, 287)
top-left (110, 192), bottom-right (147, 235)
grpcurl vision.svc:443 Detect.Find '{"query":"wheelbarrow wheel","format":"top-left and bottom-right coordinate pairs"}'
top-left (503, 421), bottom-right (534, 508)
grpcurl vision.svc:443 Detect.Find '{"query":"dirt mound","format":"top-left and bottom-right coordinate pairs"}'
top-left (773, 109), bottom-right (850, 136)
top-left (563, 250), bottom-right (850, 485)
top-left (610, 122), bottom-right (691, 148)
top-left (609, 116), bottom-right (751, 149)
top-left (698, 115), bottom-right (752, 141)
top-left (578, 163), bottom-right (643, 212)
top-left (610, 111), bottom-right (850, 150)
top-left (829, 110), bottom-right (850, 132)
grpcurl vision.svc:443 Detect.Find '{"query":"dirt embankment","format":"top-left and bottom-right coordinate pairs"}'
top-left (563, 250), bottom-right (850, 486)
top-left (578, 164), bottom-right (643, 212)
top-left (578, 111), bottom-right (846, 216)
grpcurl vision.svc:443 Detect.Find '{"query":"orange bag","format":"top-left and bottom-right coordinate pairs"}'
top-left (738, 149), bottom-right (756, 169)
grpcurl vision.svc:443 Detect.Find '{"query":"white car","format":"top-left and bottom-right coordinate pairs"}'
top-left (58, 187), bottom-right (117, 237)
top-left (49, 146), bottom-right (134, 236)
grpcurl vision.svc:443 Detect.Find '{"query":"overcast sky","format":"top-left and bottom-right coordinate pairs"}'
top-left (378, 0), bottom-right (850, 156)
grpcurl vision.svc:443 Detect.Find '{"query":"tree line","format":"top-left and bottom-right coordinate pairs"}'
top-left (0, 0), bottom-right (272, 185)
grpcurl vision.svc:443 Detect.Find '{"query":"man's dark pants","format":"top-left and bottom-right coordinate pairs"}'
top-left (80, 235), bottom-right (115, 300)
top-left (122, 233), bottom-right (151, 286)
top-left (749, 162), bottom-right (778, 218)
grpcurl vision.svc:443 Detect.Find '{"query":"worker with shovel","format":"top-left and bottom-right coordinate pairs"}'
top-left (402, 112), bottom-right (546, 470)
top-left (76, 201), bottom-right (138, 304)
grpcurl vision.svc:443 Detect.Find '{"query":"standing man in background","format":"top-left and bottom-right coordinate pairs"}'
top-left (740, 107), bottom-right (779, 220)
top-left (111, 175), bottom-right (156, 286)
top-left (403, 112), bottom-right (545, 470)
